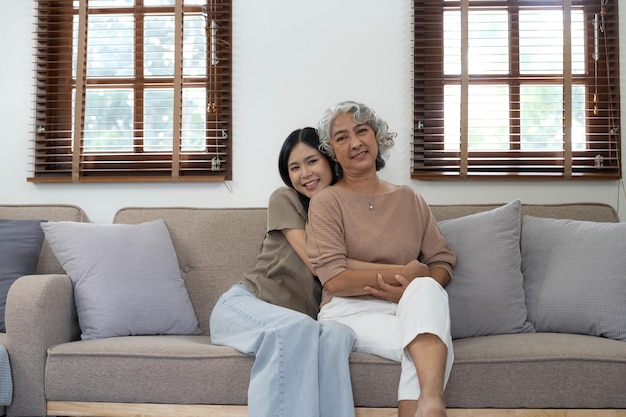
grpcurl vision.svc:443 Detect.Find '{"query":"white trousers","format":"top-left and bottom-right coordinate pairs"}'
top-left (318, 277), bottom-right (454, 401)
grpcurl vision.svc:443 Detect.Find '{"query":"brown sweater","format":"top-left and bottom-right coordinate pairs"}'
top-left (306, 185), bottom-right (456, 306)
top-left (242, 187), bottom-right (322, 319)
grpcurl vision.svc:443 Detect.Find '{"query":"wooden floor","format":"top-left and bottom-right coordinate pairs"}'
top-left (46, 401), bottom-right (626, 417)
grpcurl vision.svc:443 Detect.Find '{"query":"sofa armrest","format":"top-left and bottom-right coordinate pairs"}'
top-left (4, 274), bottom-right (80, 417)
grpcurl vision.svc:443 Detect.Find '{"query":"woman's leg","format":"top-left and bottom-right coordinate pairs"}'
top-left (321, 297), bottom-right (413, 416)
top-left (398, 333), bottom-right (447, 417)
top-left (210, 284), bottom-right (322, 417)
top-left (318, 297), bottom-right (402, 361)
top-left (318, 290), bottom-right (453, 417)
top-left (397, 278), bottom-right (453, 417)
top-left (318, 320), bottom-right (356, 417)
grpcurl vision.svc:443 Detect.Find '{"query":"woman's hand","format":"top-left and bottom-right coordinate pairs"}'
top-left (322, 260), bottom-right (431, 298)
top-left (363, 273), bottom-right (411, 303)
top-left (404, 259), bottom-right (430, 281)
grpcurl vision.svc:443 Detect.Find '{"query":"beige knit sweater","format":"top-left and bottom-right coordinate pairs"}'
top-left (306, 184), bottom-right (456, 306)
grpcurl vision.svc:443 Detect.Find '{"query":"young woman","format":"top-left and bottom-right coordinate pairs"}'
top-left (209, 127), bottom-right (356, 417)
top-left (306, 101), bottom-right (456, 417)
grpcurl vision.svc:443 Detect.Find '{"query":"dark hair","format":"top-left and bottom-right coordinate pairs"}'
top-left (278, 127), bottom-right (339, 210)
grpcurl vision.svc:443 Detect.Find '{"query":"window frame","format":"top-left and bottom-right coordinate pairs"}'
top-left (30, 0), bottom-right (232, 183)
top-left (412, 0), bottom-right (621, 180)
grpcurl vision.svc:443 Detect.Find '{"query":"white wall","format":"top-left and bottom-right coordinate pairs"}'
top-left (1, 1), bottom-right (625, 223)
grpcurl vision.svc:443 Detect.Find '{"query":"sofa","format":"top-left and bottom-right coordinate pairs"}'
top-left (3, 201), bottom-right (626, 417)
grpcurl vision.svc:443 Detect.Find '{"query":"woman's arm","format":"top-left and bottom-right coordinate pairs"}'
top-left (323, 260), bottom-right (429, 297)
top-left (346, 258), bottom-right (403, 270)
top-left (304, 190), bottom-right (437, 297)
top-left (283, 227), bottom-right (412, 276)
top-left (361, 266), bottom-right (448, 303)
top-left (282, 228), bottom-right (315, 274)
top-left (429, 266), bottom-right (451, 287)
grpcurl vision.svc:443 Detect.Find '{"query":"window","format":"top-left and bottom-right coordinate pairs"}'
top-left (30, 0), bottom-right (232, 183)
top-left (412, 0), bottom-right (620, 179)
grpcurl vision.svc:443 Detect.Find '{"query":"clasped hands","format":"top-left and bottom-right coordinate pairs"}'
top-left (363, 260), bottom-right (430, 303)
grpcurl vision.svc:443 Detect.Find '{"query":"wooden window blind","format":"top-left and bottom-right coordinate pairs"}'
top-left (30, 0), bottom-right (232, 183)
top-left (413, 0), bottom-right (620, 179)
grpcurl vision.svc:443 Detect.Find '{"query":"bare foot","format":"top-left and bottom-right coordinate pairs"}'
top-left (415, 394), bottom-right (447, 417)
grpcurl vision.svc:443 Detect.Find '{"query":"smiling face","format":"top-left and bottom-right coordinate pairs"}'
top-left (287, 142), bottom-right (334, 199)
top-left (330, 112), bottom-right (378, 176)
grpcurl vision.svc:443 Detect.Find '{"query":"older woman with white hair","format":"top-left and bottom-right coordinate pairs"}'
top-left (306, 101), bottom-right (456, 417)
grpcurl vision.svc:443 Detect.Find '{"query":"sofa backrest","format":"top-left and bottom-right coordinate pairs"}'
top-left (114, 207), bottom-right (267, 336)
top-left (113, 202), bottom-right (619, 336)
top-left (0, 204), bottom-right (89, 274)
top-left (430, 202), bottom-right (619, 223)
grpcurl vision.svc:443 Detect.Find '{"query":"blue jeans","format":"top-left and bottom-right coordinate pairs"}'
top-left (210, 283), bottom-right (356, 417)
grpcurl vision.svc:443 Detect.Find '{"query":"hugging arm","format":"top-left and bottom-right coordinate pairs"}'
top-left (322, 259), bottom-right (429, 298)
top-left (283, 227), bottom-right (421, 281)
top-left (355, 261), bottom-right (449, 302)
top-left (283, 228), bottom-right (316, 273)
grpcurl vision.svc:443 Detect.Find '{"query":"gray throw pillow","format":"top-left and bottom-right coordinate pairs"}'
top-left (41, 220), bottom-right (200, 340)
top-left (522, 215), bottom-right (626, 341)
top-left (439, 200), bottom-right (535, 339)
top-left (0, 219), bottom-right (45, 332)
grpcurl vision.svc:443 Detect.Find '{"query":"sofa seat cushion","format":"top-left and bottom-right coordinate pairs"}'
top-left (445, 333), bottom-right (626, 409)
top-left (45, 335), bottom-right (253, 405)
top-left (354, 333), bottom-right (626, 409)
top-left (45, 332), bottom-right (626, 409)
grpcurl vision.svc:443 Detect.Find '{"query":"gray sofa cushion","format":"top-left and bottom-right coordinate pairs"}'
top-left (0, 345), bottom-right (12, 406)
top-left (41, 220), bottom-right (200, 340)
top-left (0, 204), bottom-right (89, 275)
top-left (439, 200), bottom-right (534, 339)
top-left (113, 207), bottom-right (268, 336)
top-left (0, 219), bottom-right (45, 332)
top-left (522, 215), bottom-right (626, 341)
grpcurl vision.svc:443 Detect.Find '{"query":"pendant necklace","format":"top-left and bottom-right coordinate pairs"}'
top-left (368, 179), bottom-right (380, 210)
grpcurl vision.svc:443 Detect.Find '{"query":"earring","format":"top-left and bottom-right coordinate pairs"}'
top-left (334, 164), bottom-right (342, 179)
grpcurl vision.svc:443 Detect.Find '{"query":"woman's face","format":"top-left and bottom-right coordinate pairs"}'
top-left (287, 142), bottom-right (333, 199)
top-left (330, 112), bottom-right (378, 174)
